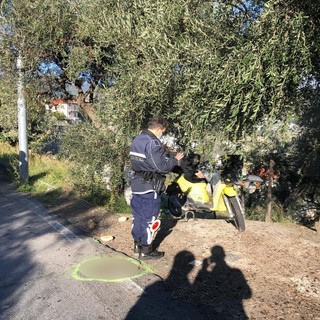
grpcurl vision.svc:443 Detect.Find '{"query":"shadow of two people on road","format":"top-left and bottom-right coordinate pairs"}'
top-left (125, 245), bottom-right (252, 320)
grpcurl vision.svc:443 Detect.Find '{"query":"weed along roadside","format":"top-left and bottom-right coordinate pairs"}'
top-left (0, 142), bottom-right (129, 212)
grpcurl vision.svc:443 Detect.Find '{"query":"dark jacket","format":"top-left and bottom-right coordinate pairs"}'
top-left (179, 154), bottom-right (206, 183)
top-left (130, 130), bottom-right (178, 194)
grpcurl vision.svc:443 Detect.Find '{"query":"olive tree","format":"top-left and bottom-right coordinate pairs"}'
top-left (2, 0), bottom-right (320, 211)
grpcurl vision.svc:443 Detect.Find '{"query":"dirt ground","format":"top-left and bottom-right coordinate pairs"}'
top-left (47, 195), bottom-right (320, 320)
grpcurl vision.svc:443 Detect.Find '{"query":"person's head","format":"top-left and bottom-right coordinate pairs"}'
top-left (210, 245), bottom-right (225, 264)
top-left (191, 154), bottom-right (201, 166)
top-left (147, 115), bottom-right (168, 139)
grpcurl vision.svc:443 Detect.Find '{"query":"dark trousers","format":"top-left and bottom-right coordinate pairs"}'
top-left (131, 193), bottom-right (161, 246)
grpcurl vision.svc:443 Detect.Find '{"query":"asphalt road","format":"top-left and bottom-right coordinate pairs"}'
top-left (0, 175), bottom-right (218, 320)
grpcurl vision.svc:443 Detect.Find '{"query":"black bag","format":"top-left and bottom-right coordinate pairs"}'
top-left (152, 173), bottom-right (166, 194)
top-left (140, 171), bottom-right (166, 194)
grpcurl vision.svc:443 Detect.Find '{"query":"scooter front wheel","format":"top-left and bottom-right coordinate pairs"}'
top-left (224, 196), bottom-right (245, 232)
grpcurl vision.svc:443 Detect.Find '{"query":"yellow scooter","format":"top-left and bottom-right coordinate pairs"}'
top-left (166, 162), bottom-right (262, 232)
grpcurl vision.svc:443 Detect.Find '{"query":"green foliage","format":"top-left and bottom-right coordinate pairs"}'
top-left (60, 122), bottom-right (126, 203)
top-left (0, 0), bottom-right (317, 142)
top-left (0, 71), bottom-right (18, 143)
top-left (105, 193), bottom-right (131, 213)
top-left (0, 141), bottom-right (70, 198)
top-left (1, 0), bottom-right (315, 146)
top-left (0, 0), bottom-right (77, 70)
top-left (87, 0), bottom-right (311, 145)
top-left (275, 87), bottom-right (320, 225)
top-left (246, 202), bottom-right (293, 223)
top-left (0, 141), bottom-right (130, 212)
top-left (1, 0), bottom-right (320, 223)
top-left (0, 143), bottom-right (19, 181)
top-left (0, 0), bottom-right (78, 144)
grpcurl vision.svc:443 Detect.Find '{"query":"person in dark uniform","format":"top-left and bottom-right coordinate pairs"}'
top-left (129, 116), bottom-right (184, 259)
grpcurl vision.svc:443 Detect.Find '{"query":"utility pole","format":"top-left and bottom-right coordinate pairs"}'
top-left (16, 53), bottom-right (29, 183)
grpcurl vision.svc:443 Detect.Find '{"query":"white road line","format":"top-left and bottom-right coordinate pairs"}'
top-left (17, 194), bottom-right (147, 294)
top-left (47, 220), bottom-right (81, 242)
top-left (22, 197), bottom-right (82, 242)
top-left (120, 279), bottom-right (145, 295)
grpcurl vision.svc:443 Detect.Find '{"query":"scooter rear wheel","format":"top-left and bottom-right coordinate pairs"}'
top-left (226, 196), bottom-right (245, 232)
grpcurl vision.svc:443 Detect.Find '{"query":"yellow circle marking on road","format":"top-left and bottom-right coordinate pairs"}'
top-left (72, 255), bottom-right (154, 282)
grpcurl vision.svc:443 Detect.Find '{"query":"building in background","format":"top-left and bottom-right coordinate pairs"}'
top-left (45, 99), bottom-right (81, 122)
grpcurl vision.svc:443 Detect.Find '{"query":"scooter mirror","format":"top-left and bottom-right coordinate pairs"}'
top-left (248, 182), bottom-right (257, 194)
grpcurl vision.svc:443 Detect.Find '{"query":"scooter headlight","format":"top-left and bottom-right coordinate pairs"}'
top-left (248, 182), bottom-right (257, 194)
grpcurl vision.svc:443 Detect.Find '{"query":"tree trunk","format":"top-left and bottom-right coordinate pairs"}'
top-left (75, 94), bottom-right (96, 123)
top-left (266, 159), bottom-right (275, 222)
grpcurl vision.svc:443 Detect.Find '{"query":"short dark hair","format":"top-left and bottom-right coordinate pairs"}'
top-left (147, 115), bottom-right (169, 130)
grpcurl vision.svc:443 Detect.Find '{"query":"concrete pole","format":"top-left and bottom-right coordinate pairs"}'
top-left (16, 53), bottom-right (29, 183)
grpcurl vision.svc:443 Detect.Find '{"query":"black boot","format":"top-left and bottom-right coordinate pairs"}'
top-left (140, 245), bottom-right (164, 260)
top-left (133, 239), bottom-right (141, 253)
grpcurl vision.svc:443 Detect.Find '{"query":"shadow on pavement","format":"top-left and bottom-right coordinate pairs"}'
top-left (0, 180), bottom-right (84, 318)
top-left (125, 246), bottom-right (252, 319)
